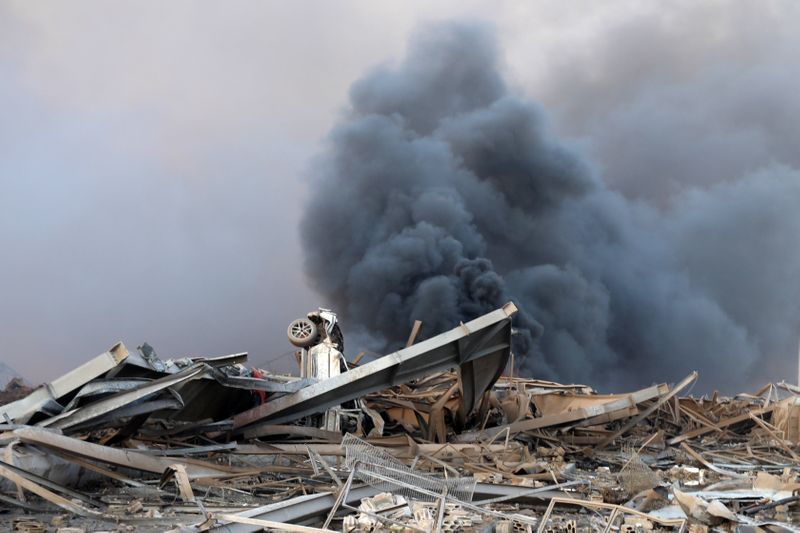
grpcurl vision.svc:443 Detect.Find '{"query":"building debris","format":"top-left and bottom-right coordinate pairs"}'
top-left (2, 302), bottom-right (800, 531)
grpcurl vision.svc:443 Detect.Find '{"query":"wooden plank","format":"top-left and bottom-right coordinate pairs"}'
top-left (14, 426), bottom-right (250, 481)
top-left (4, 440), bottom-right (25, 502)
top-left (170, 464), bottom-right (195, 502)
top-left (0, 456), bottom-right (100, 506)
top-left (406, 320), bottom-right (423, 347)
top-left (242, 424), bottom-right (341, 442)
top-left (596, 372), bottom-right (697, 449)
top-left (679, 403), bottom-right (723, 434)
top-left (427, 383), bottom-right (459, 443)
top-left (536, 393), bottom-right (636, 416)
top-left (679, 442), bottom-right (748, 479)
top-left (53, 451), bottom-right (145, 487)
top-left (748, 413), bottom-right (800, 461)
top-left (0, 461), bottom-right (100, 517)
top-left (667, 405), bottom-right (778, 445)
top-left (462, 383), bottom-right (667, 440)
top-left (350, 351), bottom-right (366, 366)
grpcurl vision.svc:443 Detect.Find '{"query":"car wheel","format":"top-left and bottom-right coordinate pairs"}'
top-left (287, 318), bottom-right (319, 347)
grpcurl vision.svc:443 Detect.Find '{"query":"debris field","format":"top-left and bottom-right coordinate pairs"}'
top-left (2, 302), bottom-right (800, 532)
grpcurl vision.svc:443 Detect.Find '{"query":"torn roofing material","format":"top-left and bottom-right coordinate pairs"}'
top-left (232, 302), bottom-right (518, 429)
top-left (0, 343), bottom-right (129, 424)
top-left (37, 364), bottom-right (207, 431)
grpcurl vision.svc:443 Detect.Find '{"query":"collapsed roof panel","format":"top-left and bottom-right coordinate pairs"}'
top-left (0, 343), bottom-right (129, 424)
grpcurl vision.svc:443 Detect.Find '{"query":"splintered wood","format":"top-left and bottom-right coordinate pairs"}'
top-left (2, 336), bottom-right (800, 531)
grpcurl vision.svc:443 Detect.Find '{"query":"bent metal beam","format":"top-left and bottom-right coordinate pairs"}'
top-left (232, 302), bottom-right (518, 430)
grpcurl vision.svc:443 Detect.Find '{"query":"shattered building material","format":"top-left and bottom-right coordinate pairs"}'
top-left (771, 396), bottom-right (800, 444)
top-left (0, 378), bottom-right (33, 406)
top-left (1, 343), bottom-right (129, 424)
top-left (341, 433), bottom-right (476, 503)
top-left (232, 302), bottom-right (517, 429)
top-left (0, 459), bottom-right (103, 517)
top-left (3, 302), bottom-right (800, 531)
top-left (12, 427), bottom-right (250, 481)
top-left (456, 382), bottom-right (670, 442)
top-left (537, 497), bottom-right (688, 532)
top-left (38, 364), bottom-right (207, 431)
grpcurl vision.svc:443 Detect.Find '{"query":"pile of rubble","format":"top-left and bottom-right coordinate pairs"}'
top-left (2, 302), bottom-right (800, 532)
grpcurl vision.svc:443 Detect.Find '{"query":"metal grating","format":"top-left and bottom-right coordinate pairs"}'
top-left (342, 433), bottom-right (476, 503)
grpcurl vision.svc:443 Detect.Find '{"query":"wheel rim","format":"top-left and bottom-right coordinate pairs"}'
top-left (291, 321), bottom-right (314, 339)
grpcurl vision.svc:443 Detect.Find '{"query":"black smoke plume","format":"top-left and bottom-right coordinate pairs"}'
top-left (301, 21), bottom-right (800, 391)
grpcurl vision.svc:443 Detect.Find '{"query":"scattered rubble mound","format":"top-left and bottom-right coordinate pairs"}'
top-left (0, 377), bottom-right (33, 405)
top-left (1, 304), bottom-right (800, 532)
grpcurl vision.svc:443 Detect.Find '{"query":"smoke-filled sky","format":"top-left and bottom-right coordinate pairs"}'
top-left (2, 1), bottom-right (799, 391)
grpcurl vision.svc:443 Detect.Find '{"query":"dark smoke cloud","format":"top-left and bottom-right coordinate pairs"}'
top-left (301, 21), bottom-right (800, 391)
top-left (532, 2), bottom-right (800, 204)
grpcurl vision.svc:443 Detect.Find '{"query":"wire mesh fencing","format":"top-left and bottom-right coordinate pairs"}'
top-left (341, 433), bottom-right (476, 503)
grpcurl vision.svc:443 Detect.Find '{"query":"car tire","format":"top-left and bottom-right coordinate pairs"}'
top-left (287, 318), bottom-right (319, 347)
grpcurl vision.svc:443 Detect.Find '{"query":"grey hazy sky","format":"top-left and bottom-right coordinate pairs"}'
top-left (1, 1), bottom-right (799, 387)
